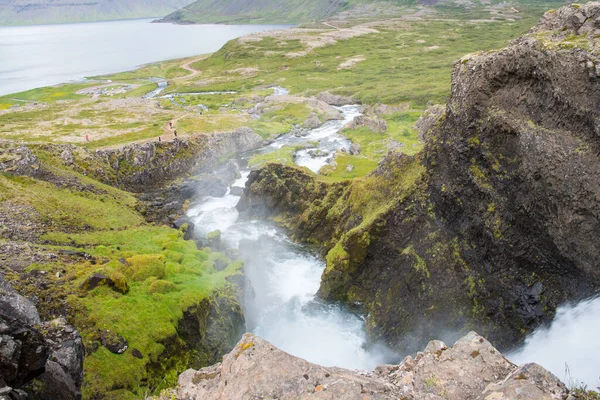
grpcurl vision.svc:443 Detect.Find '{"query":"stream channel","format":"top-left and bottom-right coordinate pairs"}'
top-left (186, 94), bottom-right (600, 386)
top-left (187, 103), bottom-right (394, 369)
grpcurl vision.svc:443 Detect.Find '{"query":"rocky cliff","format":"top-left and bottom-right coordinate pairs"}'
top-left (238, 2), bottom-right (600, 354)
top-left (55, 128), bottom-right (263, 192)
top-left (0, 274), bottom-right (84, 400)
top-left (166, 331), bottom-right (569, 399)
top-left (0, 130), bottom-right (256, 398)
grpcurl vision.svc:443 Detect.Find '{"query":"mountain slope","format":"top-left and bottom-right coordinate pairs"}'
top-left (0, 0), bottom-right (196, 25)
top-left (157, 0), bottom-right (569, 25)
top-left (158, 0), bottom-right (353, 24)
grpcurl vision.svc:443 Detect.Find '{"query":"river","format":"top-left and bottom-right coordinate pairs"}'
top-left (0, 19), bottom-right (288, 96)
top-left (186, 99), bottom-right (600, 388)
top-left (188, 104), bottom-right (395, 370)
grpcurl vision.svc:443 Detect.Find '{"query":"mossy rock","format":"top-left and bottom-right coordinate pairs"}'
top-left (108, 271), bottom-right (129, 294)
top-left (148, 280), bottom-right (178, 294)
top-left (122, 254), bottom-right (165, 282)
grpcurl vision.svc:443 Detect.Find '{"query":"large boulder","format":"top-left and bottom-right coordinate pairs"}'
top-left (174, 331), bottom-right (568, 400)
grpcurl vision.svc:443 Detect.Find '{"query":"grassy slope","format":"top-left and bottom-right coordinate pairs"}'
top-left (0, 2), bottom-right (574, 399)
top-left (0, 2), bottom-right (565, 179)
top-left (160, 0), bottom-right (567, 24)
top-left (1, 154), bottom-right (242, 398)
top-left (160, 0), bottom-right (353, 24)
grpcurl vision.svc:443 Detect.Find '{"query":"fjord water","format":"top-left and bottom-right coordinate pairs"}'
top-left (0, 19), bottom-right (286, 96)
top-left (188, 105), bottom-right (393, 369)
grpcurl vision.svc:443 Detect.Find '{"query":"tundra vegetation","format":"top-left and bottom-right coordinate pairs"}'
top-left (0, 1), bottom-right (576, 398)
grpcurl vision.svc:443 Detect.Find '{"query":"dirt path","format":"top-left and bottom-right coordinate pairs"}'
top-left (322, 22), bottom-right (341, 30)
top-left (173, 56), bottom-right (208, 82)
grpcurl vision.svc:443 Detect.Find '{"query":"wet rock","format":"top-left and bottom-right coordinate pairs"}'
top-left (194, 175), bottom-right (228, 198)
top-left (223, 160), bottom-right (241, 182)
top-left (0, 275), bottom-right (48, 389)
top-left (100, 330), bottom-right (128, 354)
top-left (0, 276), bottom-right (84, 400)
top-left (307, 149), bottom-right (329, 158)
top-left (229, 186), bottom-right (244, 196)
top-left (173, 216), bottom-right (192, 230)
top-left (317, 91), bottom-right (358, 106)
top-left (239, 3), bottom-right (600, 353)
top-left (207, 230), bottom-right (222, 251)
top-left (177, 289), bottom-right (245, 368)
top-left (304, 112), bottom-right (322, 129)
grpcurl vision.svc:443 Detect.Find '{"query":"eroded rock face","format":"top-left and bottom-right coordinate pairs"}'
top-left (0, 275), bottom-right (84, 400)
top-left (173, 331), bottom-right (568, 400)
top-left (238, 3), bottom-right (600, 354)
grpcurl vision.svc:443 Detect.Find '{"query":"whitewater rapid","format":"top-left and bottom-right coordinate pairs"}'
top-left (187, 101), bottom-right (599, 385)
top-left (188, 105), bottom-right (393, 369)
top-left (509, 296), bottom-right (600, 389)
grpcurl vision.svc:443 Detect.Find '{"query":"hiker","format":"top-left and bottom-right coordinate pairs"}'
top-left (158, 136), bottom-right (161, 142)
top-left (174, 130), bottom-right (177, 138)
top-left (169, 122), bottom-right (173, 128)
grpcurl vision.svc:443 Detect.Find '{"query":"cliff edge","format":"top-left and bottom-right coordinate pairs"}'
top-left (238, 2), bottom-right (600, 353)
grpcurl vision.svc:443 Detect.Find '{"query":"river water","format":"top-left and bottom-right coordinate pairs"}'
top-left (0, 19), bottom-right (287, 96)
top-left (188, 105), bottom-right (394, 369)
top-left (187, 102), bottom-right (600, 385)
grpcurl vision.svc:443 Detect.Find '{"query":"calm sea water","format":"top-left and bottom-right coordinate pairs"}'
top-left (0, 19), bottom-right (287, 96)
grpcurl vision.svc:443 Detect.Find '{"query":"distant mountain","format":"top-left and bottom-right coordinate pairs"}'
top-left (157, 0), bottom-right (358, 25)
top-left (0, 0), bottom-right (197, 25)
top-left (155, 0), bottom-right (554, 25)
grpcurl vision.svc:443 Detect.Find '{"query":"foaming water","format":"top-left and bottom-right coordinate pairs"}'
top-left (509, 296), bottom-right (600, 389)
top-left (188, 105), bottom-right (394, 370)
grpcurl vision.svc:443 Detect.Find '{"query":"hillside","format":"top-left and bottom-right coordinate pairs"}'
top-left (0, 0), bottom-right (195, 26)
top-left (1, 1), bottom-right (597, 398)
top-left (157, 0), bottom-right (568, 25)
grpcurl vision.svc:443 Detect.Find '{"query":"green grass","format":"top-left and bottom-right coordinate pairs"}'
top-left (179, 17), bottom-right (547, 107)
top-left (248, 145), bottom-right (305, 168)
top-left (41, 226), bottom-right (243, 398)
top-left (0, 173), bottom-right (142, 230)
top-left (0, 83), bottom-right (92, 103)
top-left (1, 151), bottom-right (241, 398)
top-left (43, 226), bottom-right (240, 398)
top-left (95, 57), bottom-right (198, 81)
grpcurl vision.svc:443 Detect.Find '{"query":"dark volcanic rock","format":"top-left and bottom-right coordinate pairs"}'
top-left (34, 317), bottom-right (84, 400)
top-left (0, 276), bottom-right (84, 400)
top-left (177, 289), bottom-right (245, 368)
top-left (100, 330), bottom-right (128, 354)
top-left (0, 275), bottom-right (47, 388)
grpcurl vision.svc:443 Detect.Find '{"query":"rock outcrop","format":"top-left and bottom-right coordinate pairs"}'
top-left (0, 275), bottom-right (84, 400)
top-left (1, 128), bottom-right (263, 192)
top-left (238, 3), bottom-right (600, 354)
top-left (172, 331), bottom-right (568, 400)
